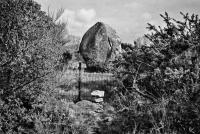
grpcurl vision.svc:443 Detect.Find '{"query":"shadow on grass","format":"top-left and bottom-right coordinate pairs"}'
top-left (80, 80), bottom-right (115, 91)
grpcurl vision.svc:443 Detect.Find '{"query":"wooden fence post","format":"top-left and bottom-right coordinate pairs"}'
top-left (76, 62), bottom-right (82, 103)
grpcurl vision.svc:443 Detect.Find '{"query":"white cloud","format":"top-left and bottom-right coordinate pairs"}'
top-left (77, 9), bottom-right (96, 23)
top-left (56, 8), bottom-right (97, 36)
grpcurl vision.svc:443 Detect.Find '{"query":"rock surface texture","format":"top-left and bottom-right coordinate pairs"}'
top-left (79, 22), bottom-right (122, 71)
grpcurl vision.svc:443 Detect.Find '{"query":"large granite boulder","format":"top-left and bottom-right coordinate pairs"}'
top-left (79, 22), bottom-right (122, 71)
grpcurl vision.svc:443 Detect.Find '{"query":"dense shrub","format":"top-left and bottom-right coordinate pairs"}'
top-left (0, 0), bottom-right (68, 133)
top-left (103, 12), bottom-right (200, 134)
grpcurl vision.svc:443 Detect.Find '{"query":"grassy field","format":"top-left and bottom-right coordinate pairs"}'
top-left (60, 70), bottom-right (114, 82)
top-left (55, 69), bottom-right (116, 102)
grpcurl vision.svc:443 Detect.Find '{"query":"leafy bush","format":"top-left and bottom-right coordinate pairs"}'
top-left (0, 0), bottom-right (69, 133)
top-left (104, 12), bottom-right (200, 134)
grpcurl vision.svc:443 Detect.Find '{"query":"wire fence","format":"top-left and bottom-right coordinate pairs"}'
top-left (56, 63), bottom-right (116, 103)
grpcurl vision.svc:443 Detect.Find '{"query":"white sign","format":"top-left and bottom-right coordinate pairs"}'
top-left (91, 90), bottom-right (105, 97)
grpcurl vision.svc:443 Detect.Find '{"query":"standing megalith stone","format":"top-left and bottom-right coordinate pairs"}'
top-left (79, 22), bottom-right (121, 72)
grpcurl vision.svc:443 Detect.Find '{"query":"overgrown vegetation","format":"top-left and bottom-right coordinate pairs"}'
top-left (98, 12), bottom-right (200, 134)
top-left (0, 0), bottom-right (84, 133)
top-left (1, 0), bottom-right (200, 133)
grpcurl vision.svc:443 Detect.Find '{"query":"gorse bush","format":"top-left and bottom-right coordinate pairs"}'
top-left (102, 12), bottom-right (200, 134)
top-left (0, 0), bottom-right (70, 133)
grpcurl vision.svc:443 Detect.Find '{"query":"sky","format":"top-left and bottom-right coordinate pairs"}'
top-left (35, 0), bottom-right (200, 43)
